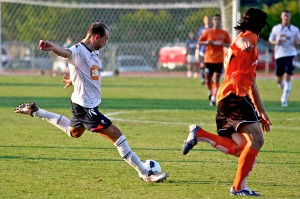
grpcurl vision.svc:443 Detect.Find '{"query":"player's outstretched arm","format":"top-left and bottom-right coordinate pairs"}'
top-left (39, 40), bottom-right (72, 58)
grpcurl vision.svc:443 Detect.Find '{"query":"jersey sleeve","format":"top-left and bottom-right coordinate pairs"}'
top-left (295, 26), bottom-right (300, 41)
top-left (268, 26), bottom-right (277, 42)
top-left (64, 44), bottom-right (78, 65)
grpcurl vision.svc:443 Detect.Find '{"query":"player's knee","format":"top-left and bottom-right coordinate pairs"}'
top-left (250, 137), bottom-right (264, 150)
top-left (70, 131), bottom-right (83, 138)
top-left (69, 127), bottom-right (85, 138)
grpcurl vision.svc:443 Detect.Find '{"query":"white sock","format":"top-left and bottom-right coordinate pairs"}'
top-left (281, 80), bottom-right (292, 103)
top-left (114, 135), bottom-right (148, 175)
top-left (33, 109), bottom-right (71, 137)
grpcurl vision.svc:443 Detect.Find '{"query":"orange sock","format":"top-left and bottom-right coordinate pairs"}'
top-left (233, 146), bottom-right (258, 191)
top-left (196, 128), bottom-right (237, 155)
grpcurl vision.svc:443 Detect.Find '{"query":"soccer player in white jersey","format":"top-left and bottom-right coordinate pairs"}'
top-left (269, 10), bottom-right (300, 107)
top-left (14, 22), bottom-right (168, 182)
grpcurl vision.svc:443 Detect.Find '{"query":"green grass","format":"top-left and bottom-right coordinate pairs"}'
top-left (0, 75), bottom-right (299, 199)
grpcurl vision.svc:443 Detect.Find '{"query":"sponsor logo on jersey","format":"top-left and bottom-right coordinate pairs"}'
top-left (90, 65), bottom-right (99, 80)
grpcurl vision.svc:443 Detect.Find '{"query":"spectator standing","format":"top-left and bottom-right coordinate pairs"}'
top-left (185, 31), bottom-right (199, 78)
top-left (196, 15), bottom-right (211, 84)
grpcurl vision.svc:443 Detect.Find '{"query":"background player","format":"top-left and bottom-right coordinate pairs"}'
top-left (196, 14), bottom-right (231, 106)
top-left (269, 10), bottom-right (300, 107)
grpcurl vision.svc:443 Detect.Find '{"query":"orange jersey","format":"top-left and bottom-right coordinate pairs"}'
top-left (217, 31), bottom-right (258, 103)
top-left (198, 28), bottom-right (231, 63)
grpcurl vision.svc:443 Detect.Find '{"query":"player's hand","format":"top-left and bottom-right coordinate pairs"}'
top-left (237, 37), bottom-right (254, 52)
top-left (259, 112), bottom-right (272, 132)
top-left (62, 74), bottom-right (72, 89)
top-left (39, 40), bottom-right (53, 51)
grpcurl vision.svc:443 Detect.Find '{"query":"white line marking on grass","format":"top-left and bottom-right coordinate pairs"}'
top-left (105, 111), bottom-right (300, 130)
top-left (109, 117), bottom-right (194, 126)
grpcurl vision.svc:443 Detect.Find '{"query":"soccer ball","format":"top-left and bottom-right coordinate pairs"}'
top-left (143, 159), bottom-right (162, 174)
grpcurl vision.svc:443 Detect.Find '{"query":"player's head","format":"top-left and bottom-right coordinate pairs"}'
top-left (87, 22), bottom-right (109, 50)
top-left (203, 15), bottom-right (210, 27)
top-left (281, 10), bottom-right (291, 26)
top-left (188, 31), bottom-right (195, 39)
top-left (212, 14), bottom-right (221, 28)
top-left (234, 8), bottom-right (269, 35)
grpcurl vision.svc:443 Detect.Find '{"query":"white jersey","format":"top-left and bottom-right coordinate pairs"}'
top-left (269, 24), bottom-right (300, 59)
top-left (65, 42), bottom-right (102, 108)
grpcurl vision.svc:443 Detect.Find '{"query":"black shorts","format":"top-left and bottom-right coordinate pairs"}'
top-left (275, 56), bottom-right (294, 76)
top-left (216, 93), bottom-right (260, 138)
top-left (204, 63), bottom-right (223, 75)
top-left (69, 102), bottom-right (112, 132)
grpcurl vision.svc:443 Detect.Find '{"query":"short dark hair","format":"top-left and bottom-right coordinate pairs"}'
top-left (234, 8), bottom-right (268, 35)
top-left (88, 22), bottom-right (108, 37)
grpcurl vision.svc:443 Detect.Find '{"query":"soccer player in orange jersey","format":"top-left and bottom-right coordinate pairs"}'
top-left (196, 14), bottom-right (231, 106)
top-left (183, 8), bottom-right (272, 196)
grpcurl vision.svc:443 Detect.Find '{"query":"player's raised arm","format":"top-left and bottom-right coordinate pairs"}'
top-left (235, 37), bottom-right (254, 52)
top-left (39, 40), bottom-right (72, 58)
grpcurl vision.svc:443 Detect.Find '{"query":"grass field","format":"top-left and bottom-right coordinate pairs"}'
top-left (0, 75), bottom-right (299, 199)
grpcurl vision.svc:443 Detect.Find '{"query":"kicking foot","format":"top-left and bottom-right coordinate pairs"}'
top-left (15, 102), bottom-right (39, 117)
top-left (182, 124), bottom-right (200, 155)
top-left (140, 170), bottom-right (168, 183)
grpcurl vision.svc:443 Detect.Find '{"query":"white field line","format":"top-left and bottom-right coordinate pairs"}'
top-left (105, 111), bottom-right (300, 130)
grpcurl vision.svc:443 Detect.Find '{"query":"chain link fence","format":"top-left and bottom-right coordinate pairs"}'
top-left (0, 0), bottom-right (238, 75)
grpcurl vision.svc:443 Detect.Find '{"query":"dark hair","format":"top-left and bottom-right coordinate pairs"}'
top-left (88, 22), bottom-right (108, 37)
top-left (234, 8), bottom-right (268, 35)
top-left (213, 14), bottom-right (221, 18)
top-left (282, 10), bottom-right (290, 14)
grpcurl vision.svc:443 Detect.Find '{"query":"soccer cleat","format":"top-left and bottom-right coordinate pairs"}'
top-left (207, 91), bottom-right (212, 101)
top-left (281, 102), bottom-right (288, 107)
top-left (210, 96), bottom-right (216, 107)
top-left (15, 102), bottom-right (39, 117)
top-left (230, 186), bottom-right (261, 196)
top-left (182, 124), bottom-right (200, 155)
top-left (140, 170), bottom-right (168, 183)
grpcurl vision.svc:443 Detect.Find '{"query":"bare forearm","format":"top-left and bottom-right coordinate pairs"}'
top-left (39, 40), bottom-right (71, 58)
top-left (51, 44), bottom-right (72, 58)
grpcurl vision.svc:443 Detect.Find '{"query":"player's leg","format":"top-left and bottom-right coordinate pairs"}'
top-left (82, 107), bottom-right (168, 182)
top-left (281, 56), bottom-right (294, 107)
top-left (191, 62), bottom-right (198, 78)
top-left (182, 124), bottom-right (241, 156)
top-left (204, 63), bottom-right (213, 102)
top-left (15, 102), bottom-right (73, 137)
top-left (231, 122), bottom-right (263, 195)
top-left (275, 57), bottom-right (285, 89)
top-left (183, 94), bottom-right (255, 157)
top-left (186, 55), bottom-right (192, 78)
top-left (199, 56), bottom-right (205, 85)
